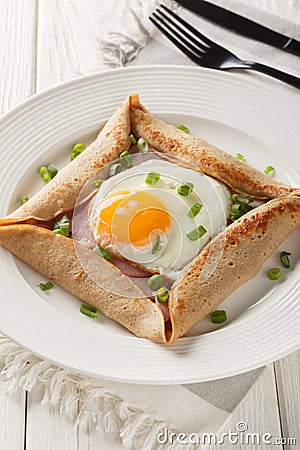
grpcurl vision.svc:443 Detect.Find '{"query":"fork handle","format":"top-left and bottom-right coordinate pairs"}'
top-left (244, 61), bottom-right (300, 90)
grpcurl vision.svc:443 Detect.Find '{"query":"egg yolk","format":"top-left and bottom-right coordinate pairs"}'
top-left (96, 190), bottom-right (170, 247)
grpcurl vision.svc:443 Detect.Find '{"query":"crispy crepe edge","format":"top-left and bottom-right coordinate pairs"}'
top-left (0, 223), bottom-right (167, 343)
top-left (9, 97), bottom-right (131, 221)
top-left (2, 94), bottom-right (300, 344)
top-left (129, 94), bottom-right (299, 199)
top-left (168, 195), bottom-right (300, 342)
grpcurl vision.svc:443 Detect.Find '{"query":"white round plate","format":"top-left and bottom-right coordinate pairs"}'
top-left (0, 66), bottom-right (299, 384)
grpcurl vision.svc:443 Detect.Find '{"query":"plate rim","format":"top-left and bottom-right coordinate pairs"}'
top-left (0, 64), bottom-right (299, 384)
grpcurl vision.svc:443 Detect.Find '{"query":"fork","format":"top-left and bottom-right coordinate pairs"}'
top-left (150, 6), bottom-right (300, 90)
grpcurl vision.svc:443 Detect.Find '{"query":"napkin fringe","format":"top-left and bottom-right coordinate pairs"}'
top-left (98, 0), bottom-right (180, 68)
top-left (0, 336), bottom-right (194, 450)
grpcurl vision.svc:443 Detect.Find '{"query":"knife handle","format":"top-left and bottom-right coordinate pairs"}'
top-left (245, 62), bottom-right (300, 90)
top-left (284, 38), bottom-right (300, 57)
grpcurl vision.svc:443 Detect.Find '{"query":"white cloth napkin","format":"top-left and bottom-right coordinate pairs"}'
top-left (99, 0), bottom-right (300, 84)
top-left (1, 1), bottom-right (300, 449)
top-left (0, 335), bottom-right (264, 450)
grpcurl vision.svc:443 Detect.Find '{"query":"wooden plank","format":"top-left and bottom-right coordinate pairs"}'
top-left (215, 364), bottom-right (283, 449)
top-left (25, 384), bottom-right (78, 450)
top-left (78, 421), bottom-right (125, 450)
top-left (1, 0), bottom-right (295, 449)
top-left (0, 389), bottom-right (26, 450)
top-left (275, 350), bottom-right (300, 449)
top-left (0, 0), bottom-right (37, 112)
top-left (36, 0), bottom-right (101, 91)
top-left (0, 0), bottom-right (37, 449)
top-left (36, 0), bottom-right (134, 91)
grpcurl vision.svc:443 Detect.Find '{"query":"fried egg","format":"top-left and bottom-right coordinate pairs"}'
top-left (89, 159), bottom-right (231, 279)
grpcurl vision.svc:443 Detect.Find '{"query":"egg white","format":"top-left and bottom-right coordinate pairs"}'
top-left (89, 159), bottom-right (231, 279)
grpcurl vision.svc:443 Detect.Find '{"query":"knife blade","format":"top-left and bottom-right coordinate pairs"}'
top-left (176, 0), bottom-right (300, 57)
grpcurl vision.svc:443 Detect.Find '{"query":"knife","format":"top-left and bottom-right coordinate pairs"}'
top-left (176, 0), bottom-right (300, 57)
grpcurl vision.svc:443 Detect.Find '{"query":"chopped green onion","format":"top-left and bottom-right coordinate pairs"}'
top-left (186, 225), bottom-right (207, 241)
top-left (20, 196), bottom-right (29, 205)
top-left (130, 134), bottom-right (137, 144)
top-left (109, 163), bottom-right (122, 177)
top-left (231, 194), bottom-right (253, 204)
top-left (152, 235), bottom-right (162, 254)
top-left (187, 202), bottom-right (203, 218)
top-left (147, 274), bottom-right (163, 290)
top-left (280, 251), bottom-right (291, 269)
top-left (177, 124), bottom-right (190, 134)
top-left (38, 281), bottom-right (54, 291)
top-left (53, 215), bottom-right (70, 237)
top-left (145, 172), bottom-right (160, 185)
top-left (230, 203), bottom-right (243, 219)
top-left (156, 287), bottom-right (169, 303)
top-left (268, 268), bottom-right (281, 280)
top-left (73, 142), bottom-right (85, 152)
top-left (39, 166), bottom-right (51, 182)
top-left (236, 153), bottom-right (245, 162)
top-left (71, 142), bottom-right (86, 160)
top-left (230, 193), bottom-right (253, 222)
top-left (230, 202), bottom-right (252, 222)
top-left (93, 246), bottom-right (111, 260)
top-left (120, 150), bottom-right (133, 168)
top-left (137, 137), bottom-right (149, 153)
top-left (177, 182), bottom-right (194, 196)
top-left (264, 165), bottom-right (275, 177)
top-left (94, 180), bottom-right (103, 187)
top-left (211, 310), bottom-right (227, 324)
top-left (46, 163), bottom-right (58, 178)
top-left (39, 164), bottom-right (58, 182)
top-left (80, 303), bottom-right (98, 319)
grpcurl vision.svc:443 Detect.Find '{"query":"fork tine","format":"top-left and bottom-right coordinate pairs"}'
top-left (153, 10), bottom-right (204, 56)
top-left (155, 9), bottom-right (207, 53)
top-left (161, 5), bottom-right (216, 48)
top-left (149, 16), bottom-right (202, 65)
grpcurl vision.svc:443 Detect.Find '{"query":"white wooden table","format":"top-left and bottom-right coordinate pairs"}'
top-left (0, 1), bottom-right (299, 449)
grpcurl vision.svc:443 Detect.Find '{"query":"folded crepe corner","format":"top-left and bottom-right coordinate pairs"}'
top-left (167, 194), bottom-right (300, 342)
top-left (9, 96), bottom-right (132, 221)
top-left (0, 223), bottom-right (167, 343)
top-left (129, 95), bottom-right (298, 200)
top-left (1, 94), bottom-right (300, 344)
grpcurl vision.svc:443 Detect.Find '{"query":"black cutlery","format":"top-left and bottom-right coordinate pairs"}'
top-left (150, 6), bottom-right (300, 90)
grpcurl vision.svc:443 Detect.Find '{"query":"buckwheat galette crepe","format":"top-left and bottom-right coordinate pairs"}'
top-left (0, 95), bottom-right (299, 344)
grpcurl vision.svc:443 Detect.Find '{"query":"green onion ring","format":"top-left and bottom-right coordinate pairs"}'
top-left (211, 310), bottom-right (227, 324)
top-left (235, 153), bottom-right (245, 162)
top-left (231, 194), bottom-right (253, 204)
top-left (264, 166), bottom-right (275, 177)
top-left (137, 138), bottom-right (149, 153)
top-left (38, 281), bottom-right (54, 291)
top-left (145, 172), bottom-right (160, 185)
top-left (177, 124), bottom-right (190, 134)
top-left (187, 202), bottom-right (203, 218)
top-left (120, 150), bottom-right (133, 168)
top-left (80, 304), bottom-right (98, 319)
top-left (152, 235), bottom-right (162, 255)
top-left (156, 287), bottom-right (169, 303)
top-left (147, 274), bottom-right (163, 290)
top-left (177, 182), bottom-right (194, 196)
top-left (109, 163), bottom-right (122, 177)
top-left (93, 246), bottom-right (111, 260)
top-left (186, 225), bottom-right (207, 241)
top-left (280, 251), bottom-right (291, 269)
top-left (130, 134), bottom-right (137, 144)
top-left (53, 215), bottom-right (70, 237)
top-left (268, 268), bottom-right (281, 280)
top-left (20, 196), bottom-right (29, 205)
